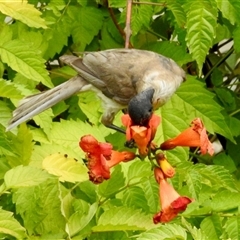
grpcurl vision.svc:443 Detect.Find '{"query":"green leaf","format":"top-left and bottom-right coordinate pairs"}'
top-left (199, 165), bottom-right (237, 192)
top-left (200, 215), bottom-right (222, 240)
top-left (185, 169), bottom-right (202, 200)
top-left (42, 153), bottom-right (88, 183)
top-left (146, 41), bottom-right (192, 66)
top-left (0, 101), bottom-right (12, 128)
top-left (68, 201), bottom-right (97, 237)
top-left (122, 186), bottom-right (149, 212)
top-left (137, 224), bottom-right (187, 240)
top-left (3, 165), bottom-right (52, 189)
top-left (93, 206), bottom-right (156, 231)
top-left (0, 208), bottom-right (26, 239)
top-left (233, 25), bottom-right (240, 53)
top-left (0, 126), bottom-right (16, 157)
top-left (210, 190), bottom-right (240, 212)
top-left (171, 76), bottom-right (234, 142)
top-left (224, 216), bottom-right (240, 240)
top-left (98, 165), bottom-right (125, 198)
top-left (216, 0), bottom-right (240, 25)
top-left (0, 78), bottom-right (23, 99)
top-left (33, 108), bottom-right (54, 135)
top-left (6, 124), bottom-right (33, 166)
top-left (13, 178), bottom-right (65, 236)
top-left (141, 177), bottom-right (159, 213)
top-left (0, 40), bottom-right (52, 88)
top-left (43, 10), bottom-right (72, 59)
top-left (213, 153), bottom-right (237, 173)
top-left (108, 0), bottom-right (126, 8)
top-left (166, 0), bottom-right (186, 28)
top-left (70, 6), bottom-right (104, 51)
top-left (48, 119), bottom-right (106, 155)
top-left (186, 0), bottom-right (218, 75)
top-left (127, 160), bottom-right (152, 183)
top-left (0, 0), bottom-right (47, 29)
top-left (182, 217), bottom-right (208, 240)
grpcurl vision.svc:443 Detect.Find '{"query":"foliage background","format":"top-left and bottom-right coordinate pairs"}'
top-left (0, 0), bottom-right (240, 239)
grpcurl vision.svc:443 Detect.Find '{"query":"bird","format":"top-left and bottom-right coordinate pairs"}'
top-left (7, 48), bottom-right (185, 132)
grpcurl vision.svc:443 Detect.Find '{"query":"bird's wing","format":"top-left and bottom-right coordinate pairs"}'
top-left (61, 49), bottom-right (185, 104)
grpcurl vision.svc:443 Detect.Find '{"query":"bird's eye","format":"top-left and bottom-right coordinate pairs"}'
top-left (149, 107), bottom-right (152, 113)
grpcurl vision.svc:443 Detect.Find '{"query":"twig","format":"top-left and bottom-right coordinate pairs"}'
top-left (108, 8), bottom-right (126, 39)
top-left (124, 0), bottom-right (133, 49)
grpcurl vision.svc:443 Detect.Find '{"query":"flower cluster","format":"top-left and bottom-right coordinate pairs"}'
top-left (79, 135), bottom-right (135, 184)
top-left (79, 113), bottom-right (214, 223)
top-left (121, 113), bottom-right (160, 157)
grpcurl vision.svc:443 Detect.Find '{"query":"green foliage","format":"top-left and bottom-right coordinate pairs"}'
top-left (0, 0), bottom-right (240, 239)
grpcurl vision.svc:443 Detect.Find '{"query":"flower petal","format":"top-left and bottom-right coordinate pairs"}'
top-left (131, 126), bottom-right (149, 156)
top-left (156, 153), bottom-right (175, 178)
top-left (79, 135), bottom-right (99, 153)
top-left (87, 153), bottom-right (110, 184)
top-left (107, 150), bottom-right (136, 168)
top-left (121, 114), bottom-right (132, 141)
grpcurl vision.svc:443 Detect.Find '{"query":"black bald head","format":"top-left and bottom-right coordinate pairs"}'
top-left (128, 88), bottom-right (155, 126)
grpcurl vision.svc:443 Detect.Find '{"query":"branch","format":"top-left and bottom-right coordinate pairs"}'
top-left (124, 0), bottom-right (133, 49)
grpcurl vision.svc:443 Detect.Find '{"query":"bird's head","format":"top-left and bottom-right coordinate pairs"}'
top-left (128, 88), bottom-right (155, 126)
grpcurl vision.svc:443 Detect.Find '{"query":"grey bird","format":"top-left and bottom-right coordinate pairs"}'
top-left (7, 49), bottom-right (185, 132)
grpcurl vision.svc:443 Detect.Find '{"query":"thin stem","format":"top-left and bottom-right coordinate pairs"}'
top-left (230, 108), bottom-right (240, 117)
top-left (125, 0), bottom-right (133, 49)
top-left (203, 48), bottom-right (234, 81)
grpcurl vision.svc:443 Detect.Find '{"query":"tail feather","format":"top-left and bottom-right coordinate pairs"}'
top-left (7, 75), bottom-right (87, 131)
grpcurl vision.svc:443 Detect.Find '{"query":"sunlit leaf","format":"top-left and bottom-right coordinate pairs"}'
top-left (0, 0), bottom-right (47, 29)
top-left (42, 153), bottom-right (88, 183)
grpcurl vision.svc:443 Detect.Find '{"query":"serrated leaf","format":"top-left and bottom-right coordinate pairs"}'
top-left (33, 108), bottom-right (54, 135)
top-left (93, 206), bottom-right (156, 231)
top-left (3, 165), bottom-right (52, 189)
top-left (186, 0), bottom-right (218, 75)
top-left (210, 190), bottom-right (240, 212)
top-left (122, 186), bottom-right (149, 212)
top-left (0, 208), bottom-right (26, 239)
top-left (146, 41), bottom-right (192, 66)
top-left (185, 169), bottom-right (202, 200)
top-left (42, 153), bottom-right (88, 183)
top-left (137, 224), bottom-right (187, 240)
top-left (68, 201), bottom-right (97, 236)
top-left (70, 6), bottom-right (104, 51)
top-left (0, 40), bottom-right (52, 87)
top-left (166, 0), bottom-right (186, 27)
top-left (127, 160), bottom-right (152, 183)
top-left (200, 215), bottom-right (222, 240)
top-left (43, 11), bottom-right (71, 59)
top-left (98, 165), bottom-right (125, 198)
top-left (199, 165), bottom-right (236, 192)
top-left (0, 0), bottom-right (47, 29)
top-left (141, 177), bottom-right (159, 213)
top-left (0, 78), bottom-right (23, 99)
top-left (48, 119), bottom-right (106, 155)
top-left (224, 216), bottom-right (240, 240)
top-left (13, 178), bottom-right (65, 235)
top-left (0, 101), bottom-right (12, 128)
top-left (216, 0), bottom-right (240, 25)
top-left (171, 76), bottom-right (234, 142)
top-left (0, 126), bottom-right (16, 157)
top-left (6, 124), bottom-right (33, 166)
top-left (182, 217), bottom-right (208, 240)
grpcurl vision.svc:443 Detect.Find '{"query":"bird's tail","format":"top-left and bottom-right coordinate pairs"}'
top-left (7, 75), bottom-right (87, 131)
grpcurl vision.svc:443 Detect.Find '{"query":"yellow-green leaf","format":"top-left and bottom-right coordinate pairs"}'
top-left (42, 153), bottom-right (88, 183)
top-left (0, 0), bottom-right (47, 29)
